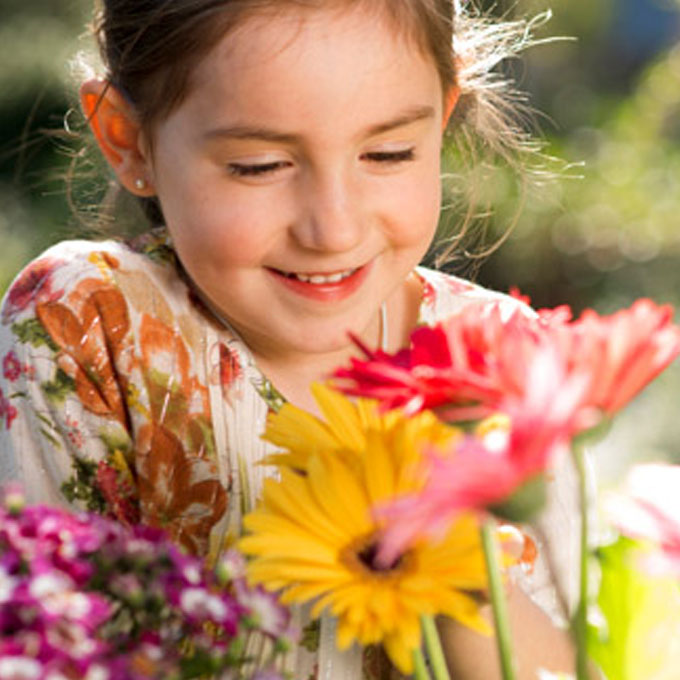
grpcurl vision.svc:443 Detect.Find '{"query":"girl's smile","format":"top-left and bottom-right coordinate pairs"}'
top-left (140, 4), bottom-right (446, 365)
top-left (267, 261), bottom-right (372, 302)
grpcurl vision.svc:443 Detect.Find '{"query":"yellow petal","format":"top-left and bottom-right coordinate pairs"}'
top-left (247, 561), bottom-right (346, 586)
top-left (263, 402), bottom-right (338, 458)
top-left (438, 590), bottom-right (492, 635)
top-left (260, 470), bottom-right (352, 543)
top-left (238, 531), bottom-right (335, 565)
top-left (259, 451), bottom-right (309, 470)
top-left (312, 383), bottom-right (366, 452)
top-left (356, 397), bottom-right (384, 431)
top-left (336, 617), bottom-right (360, 649)
top-left (368, 585), bottom-right (398, 622)
top-left (363, 432), bottom-right (397, 504)
top-left (384, 631), bottom-right (416, 674)
top-left (307, 455), bottom-right (372, 535)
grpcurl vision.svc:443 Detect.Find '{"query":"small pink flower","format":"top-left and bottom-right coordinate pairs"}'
top-left (2, 257), bottom-right (64, 323)
top-left (2, 352), bottom-right (21, 382)
top-left (0, 389), bottom-right (17, 431)
top-left (1, 483), bottom-right (25, 513)
top-left (236, 582), bottom-right (293, 639)
top-left (109, 573), bottom-right (144, 604)
top-left (0, 567), bottom-right (16, 605)
top-left (0, 656), bottom-right (41, 680)
top-left (180, 587), bottom-right (235, 626)
top-left (0, 486), bottom-right (292, 676)
top-left (421, 279), bottom-right (436, 307)
top-left (216, 549), bottom-right (247, 584)
top-left (95, 461), bottom-right (140, 527)
top-left (63, 415), bottom-right (84, 450)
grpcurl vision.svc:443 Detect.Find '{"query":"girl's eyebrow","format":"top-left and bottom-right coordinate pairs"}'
top-left (366, 105), bottom-right (435, 136)
top-left (202, 105), bottom-right (436, 143)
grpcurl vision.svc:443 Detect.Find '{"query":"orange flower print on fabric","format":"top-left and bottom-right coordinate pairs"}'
top-left (136, 422), bottom-right (228, 555)
top-left (207, 341), bottom-right (245, 407)
top-left (138, 314), bottom-right (211, 439)
top-left (36, 281), bottom-right (132, 428)
top-left (219, 342), bottom-right (242, 389)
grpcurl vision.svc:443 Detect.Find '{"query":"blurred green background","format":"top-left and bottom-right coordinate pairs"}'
top-left (2, 0), bottom-right (680, 482)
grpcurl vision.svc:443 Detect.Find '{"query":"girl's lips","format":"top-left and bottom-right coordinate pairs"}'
top-left (267, 262), bottom-right (372, 302)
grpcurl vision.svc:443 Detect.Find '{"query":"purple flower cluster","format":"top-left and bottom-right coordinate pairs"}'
top-left (0, 486), bottom-right (296, 680)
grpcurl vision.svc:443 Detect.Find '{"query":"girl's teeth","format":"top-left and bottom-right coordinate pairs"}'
top-left (291, 269), bottom-right (355, 284)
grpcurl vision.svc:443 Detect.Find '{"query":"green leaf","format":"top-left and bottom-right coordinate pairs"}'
top-left (588, 536), bottom-right (680, 680)
top-left (254, 376), bottom-right (286, 414)
top-left (61, 457), bottom-right (107, 514)
top-left (300, 619), bottom-right (321, 653)
top-left (98, 425), bottom-right (133, 457)
top-left (41, 368), bottom-right (75, 404)
top-left (11, 317), bottom-right (58, 350)
top-left (38, 427), bottom-right (62, 450)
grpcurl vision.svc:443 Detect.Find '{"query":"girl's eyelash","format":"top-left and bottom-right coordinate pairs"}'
top-left (228, 148), bottom-right (415, 177)
top-left (228, 161), bottom-right (290, 177)
top-left (363, 148), bottom-right (415, 163)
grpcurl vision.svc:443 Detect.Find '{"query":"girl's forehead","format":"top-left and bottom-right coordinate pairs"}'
top-left (166, 4), bottom-right (443, 141)
top-left (191, 2), bottom-right (440, 90)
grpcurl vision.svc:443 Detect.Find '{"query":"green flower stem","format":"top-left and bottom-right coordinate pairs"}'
top-left (412, 647), bottom-right (431, 680)
top-left (572, 441), bottom-right (590, 680)
top-left (421, 615), bottom-right (451, 680)
top-left (480, 520), bottom-right (517, 680)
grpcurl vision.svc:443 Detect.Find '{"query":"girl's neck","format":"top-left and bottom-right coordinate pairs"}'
top-left (254, 349), bottom-right (361, 414)
top-left (252, 273), bottom-right (423, 414)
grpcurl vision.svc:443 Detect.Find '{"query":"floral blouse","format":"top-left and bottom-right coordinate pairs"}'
top-left (0, 230), bottom-right (579, 679)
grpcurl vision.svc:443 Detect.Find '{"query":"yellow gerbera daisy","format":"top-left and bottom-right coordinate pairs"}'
top-left (262, 382), bottom-right (460, 474)
top-left (241, 385), bottom-right (492, 674)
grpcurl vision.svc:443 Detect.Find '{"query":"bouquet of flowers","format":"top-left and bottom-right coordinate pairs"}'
top-left (0, 485), bottom-right (297, 680)
top-left (239, 295), bottom-right (680, 680)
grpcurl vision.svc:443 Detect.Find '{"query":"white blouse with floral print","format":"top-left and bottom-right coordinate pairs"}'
top-left (0, 231), bottom-right (579, 680)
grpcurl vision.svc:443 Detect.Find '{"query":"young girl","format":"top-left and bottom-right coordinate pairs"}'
top-left (0, 1), bottom-right (579, 677)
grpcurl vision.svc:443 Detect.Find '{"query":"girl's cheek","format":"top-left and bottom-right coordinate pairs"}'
top-left (384, 172), bottom-right (441, 244)
top-left (186, 196), bottom-right (286, 264)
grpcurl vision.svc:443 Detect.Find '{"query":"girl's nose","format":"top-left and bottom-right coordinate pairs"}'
top-left (292, 171), bottom-right (364, 253)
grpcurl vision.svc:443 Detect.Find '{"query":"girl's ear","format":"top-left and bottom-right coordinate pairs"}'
top-left (79, 79), bottom-right (155, 196)
top-left (442, 86), bottom-right (461, 131)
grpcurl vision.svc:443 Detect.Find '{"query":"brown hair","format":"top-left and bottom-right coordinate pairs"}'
top-left (95, 0), bottom-right (456, 130)
top-left (79, 0), bottom-right (551, 250)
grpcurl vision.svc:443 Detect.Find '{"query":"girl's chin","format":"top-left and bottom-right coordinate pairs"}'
top-left (286, 333), bottom-right (364, 356)
top-left (277, 320), bottom-right (379, 358)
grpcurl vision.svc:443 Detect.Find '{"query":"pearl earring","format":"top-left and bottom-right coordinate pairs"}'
top-left (134, 178), bottom-right (147, 190)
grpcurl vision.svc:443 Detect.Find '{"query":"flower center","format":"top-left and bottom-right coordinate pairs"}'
top-left (357, 542), bottom-right (402, 572)
top-left (340, 533), bottom-right (412, 580)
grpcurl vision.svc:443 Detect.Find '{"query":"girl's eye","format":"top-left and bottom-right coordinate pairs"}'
top-left (362, 148), bottom-right (416, 164)
top-left (228, 161), bottom-right (291, 177)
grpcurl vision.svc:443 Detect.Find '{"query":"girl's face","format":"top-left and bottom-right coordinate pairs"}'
top-left (145, 5), bottom-right (446, 361)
